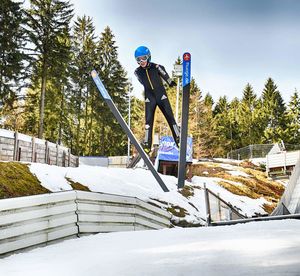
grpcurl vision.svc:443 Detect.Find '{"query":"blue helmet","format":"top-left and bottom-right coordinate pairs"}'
top-left (134, 46), bottom-right (151, 62)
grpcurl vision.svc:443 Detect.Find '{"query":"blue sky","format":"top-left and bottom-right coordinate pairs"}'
top-left (71, 0), bottom-right (300, 103)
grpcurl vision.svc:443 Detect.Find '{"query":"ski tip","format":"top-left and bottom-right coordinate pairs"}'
top-left (91, 70), bottom-right (97, 78)
top-left (183, 52), bottom-right (191, 61)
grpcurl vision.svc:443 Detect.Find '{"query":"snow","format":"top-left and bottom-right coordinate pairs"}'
top-left (29, 162), bottom-right (270, 224)
top-left (250, 157), bottom-right (266, 166)
top-left (1, 219), bottom-right (299, 276)
top-left (30, 163), bottom-right (205, 224)
top-left (191, 176), bottom-right (268, 217)
top-left (0, 128), bottom-right (14, 139)
top-left (227, 170), bottom-right (250, 177)
top-left (17, 133), bottom-right (32, 143)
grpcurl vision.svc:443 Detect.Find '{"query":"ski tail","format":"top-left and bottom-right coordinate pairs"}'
top-left (127, 154), bottom-right (142, 168)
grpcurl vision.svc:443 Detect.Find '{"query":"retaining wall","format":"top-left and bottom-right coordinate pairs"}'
top-left (0, 191), bottom-right (171, 255)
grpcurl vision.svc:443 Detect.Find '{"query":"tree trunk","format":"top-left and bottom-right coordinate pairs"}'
top-left (39, 60), bottom-right (47, 138)
top-left (88, 90), bottom-right (94, 155)
top-left (58, 84), bottom-right (64, 145)
top-left (76, 88), bottom-right (82, 155)
top-left (100, 123), bottom-right (105, 155)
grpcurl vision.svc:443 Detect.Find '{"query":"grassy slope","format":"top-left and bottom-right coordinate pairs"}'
top-left (0, 162), bottom-right (49, 199)
top-left (192, 160), bottom-right (285, 213)
top-left (0, 161), bottom-right (285, 225)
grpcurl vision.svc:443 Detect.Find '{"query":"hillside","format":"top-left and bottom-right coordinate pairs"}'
top-left (0, 160), bottom-right (285, 226)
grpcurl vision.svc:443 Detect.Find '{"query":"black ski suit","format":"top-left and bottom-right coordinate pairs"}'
top-left (134, 62), bottom-right (180, 149)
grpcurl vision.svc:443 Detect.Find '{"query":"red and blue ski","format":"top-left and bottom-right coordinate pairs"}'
top-left (178, 52), bottom-right (191, 189)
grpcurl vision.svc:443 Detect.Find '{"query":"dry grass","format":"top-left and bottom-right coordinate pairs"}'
top-left (192, 162), bottom-right (285, 213)
top-left (218, 180), bottom-right (260, 199)
top-left (179, 185), bottom-right (194, 198)
top-left (65, 177), bottom-right (91, 192)
top-left (0, 162), bottom-right (49, 199)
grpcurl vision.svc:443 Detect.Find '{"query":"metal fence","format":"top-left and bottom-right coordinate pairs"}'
top-left (204, 185), bottom-right (246, 225)
top-left (227, 144), bottom-right (273, 160)
top-left (227, 143), bottom-right (300, 161)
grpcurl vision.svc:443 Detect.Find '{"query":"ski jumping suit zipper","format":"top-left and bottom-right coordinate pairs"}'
top-left (145, 69), bottom-right (154, 90)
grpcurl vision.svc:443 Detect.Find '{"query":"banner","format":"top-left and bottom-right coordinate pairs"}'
top-left (156, 136), bottom-right (193, 162)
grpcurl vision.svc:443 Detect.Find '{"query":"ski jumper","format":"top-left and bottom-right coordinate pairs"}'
top-left (135, 62), bottom-right (180, 149)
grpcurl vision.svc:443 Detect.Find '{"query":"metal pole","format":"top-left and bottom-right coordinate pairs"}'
top-left (204, 184), bottom-right (211, 226)
top-left (127, 91), bottom-right (131, 165)
top-left (175, 76), bottom-right (180, 124)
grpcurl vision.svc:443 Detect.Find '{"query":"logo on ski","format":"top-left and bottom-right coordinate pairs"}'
top-left (183, 53), bottom-right (191, 61)
top-left (182, 52), bottom-right (191, 88)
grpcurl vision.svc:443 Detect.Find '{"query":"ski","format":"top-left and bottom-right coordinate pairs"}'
top-left (177, 52), bottom-right (191, 189)
top-left (91, 70), bottom-right (169, 192)
top-left (127, 153), bottom-right (141, 168)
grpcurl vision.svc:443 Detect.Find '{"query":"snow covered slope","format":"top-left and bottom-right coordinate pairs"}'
top-left (28, 161), bottom-right (280, 226)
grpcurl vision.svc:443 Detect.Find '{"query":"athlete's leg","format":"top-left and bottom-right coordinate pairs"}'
top-left (158, 94), bottom-right (180, 146)
top-left (144, 93), bottom-right (157, 151)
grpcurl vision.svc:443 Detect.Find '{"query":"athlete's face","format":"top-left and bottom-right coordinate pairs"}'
top-left (136, 55), bottom-right (148, 68)
top-left (139, 59), bottom-right (148, 68)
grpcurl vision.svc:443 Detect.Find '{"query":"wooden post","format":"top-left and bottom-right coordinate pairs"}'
top-left (68, 149), bottom-right (71, 167)
top-left (45, 141), bottom-right (48, 164)
top-left (13, 131), bottom-right (19, 161)
top-left (62, 151), bottom-right (66, 167)
top-left (56, 143), bottom-right (59, 166)
top-left (31, 137), bottom-right (36, 162)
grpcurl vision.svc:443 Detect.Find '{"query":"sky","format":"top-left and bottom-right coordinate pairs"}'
top-left (69, 0), bottom-right (300, 103)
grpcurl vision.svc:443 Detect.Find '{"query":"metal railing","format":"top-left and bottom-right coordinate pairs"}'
top-left (227, 144), bottom-right (273, 160)
top-left (204, 184), bottom-right (246, 226)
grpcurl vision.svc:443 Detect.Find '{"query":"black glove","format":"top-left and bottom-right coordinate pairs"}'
top-left (169, 80), bottom-right (177, 87)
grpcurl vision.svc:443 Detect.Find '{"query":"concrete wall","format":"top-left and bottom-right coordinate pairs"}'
top-left (108, 156), bottom-right (128, 168)
top-left (0, 191), bottom-right (171, 255)
top-left (0, 129), bottom-right (78, 167)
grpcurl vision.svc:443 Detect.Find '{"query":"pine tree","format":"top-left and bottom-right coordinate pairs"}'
top-left (284, 90), bottom-right (300, 144)
top-left (237, 83), bottom-right (258, 145)
top-left (213, 96), bottom-right (232, 156)
top-left (130, 95), bottom-right (144, 154)
top-left (71, 15), bottom-right (96, 155)
top-left (188, 79), bottom-right (202, 157)
top-left (0, 0), bottom-right (28, 119)
top-left (261, 78), bottom-right (286, 143)
top-left (202, 94), bottom-right (223, 157)
top-left (95, 26), bottom-right (129, 156)
top-left (25, 0), bottom-right (73, 138)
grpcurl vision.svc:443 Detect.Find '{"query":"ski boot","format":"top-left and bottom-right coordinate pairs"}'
top-left (175, 136), bottom-right (180, 149)
top-left (141, 141), bottom-right (151, 154)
